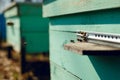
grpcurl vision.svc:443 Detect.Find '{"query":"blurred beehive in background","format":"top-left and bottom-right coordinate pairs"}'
top-left (3, 1), bottom-right (50, 80)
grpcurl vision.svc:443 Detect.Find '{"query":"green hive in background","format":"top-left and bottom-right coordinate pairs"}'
top-left (43, 0), bottom-right (120, 80)
top-left (4, 2), bottom-right (49, 54)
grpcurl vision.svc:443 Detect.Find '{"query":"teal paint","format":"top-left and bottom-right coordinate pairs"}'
top-left (20, 16), bottom-right (49, 53)
top-left (4, 3), bottom-right (49, 54)
top-left (50, 61), bottom-right (82, 80)
top-left (21, 16), bottom-right (49, 32)
top-left (43, 0), bottom-right (120, 80)
top-left (19, 3), bottom-right (42, 16)
top-left (43, 0), bottom-right (120, 17)
top-left (50, 25), bottom-right (120, 35)
top-left (50, 26), bottom-right (120, 80)
top-left (50, 8), bottom-right (120, 25)
top-left (50, 30), bottom-right (100, 80)
top-left (22, 33), bottom-right (49, 53)
top-left (88, 56), bottom-right (120, 80)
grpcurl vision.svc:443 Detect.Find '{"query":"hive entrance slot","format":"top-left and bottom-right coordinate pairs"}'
top-left (63, 31), bottom-right (120, 55)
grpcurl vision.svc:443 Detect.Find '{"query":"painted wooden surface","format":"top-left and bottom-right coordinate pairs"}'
top-left (50, 28), bottom-right (120, 80)
top-left (4, 7), bottom-right (18, 18)
top-left (50, 61), bottom-right (82, 80)
top-left (43, 0), bottom-right (120, 17)
top-left (46, 6), bottom-right (120, 80)
top-left (4, 3), bottom-right (49, 53)
top-left (22, 33), bottom-right (49, 53)
top-left (0, 14), bottom-right (6, 41)
top-left (20, 16), bottom-right (49, 53)
top-left (6, 17), bottom-right (21, 53)
top-left (64, 42), bottom-right (120, 55)
top-left (49, 8), bottom-right (120, 25)
top-left (19, 3), bottom-right (42, 16)
top-left (50, 24), bottom-right (120, 34)
top-left (50, 30), bottom-right (101, 80)
top-left (21, 16), bottom-right (49, 32)
top-left (4, 3), bottom-right (42, 18)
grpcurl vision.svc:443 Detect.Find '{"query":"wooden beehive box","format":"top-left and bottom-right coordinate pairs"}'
top-left (4, 2), bottom-right (49, 54)
top-left (43, 0), bottom-right (120, 80)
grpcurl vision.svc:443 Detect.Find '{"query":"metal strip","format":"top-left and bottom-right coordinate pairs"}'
top-left (77, 31), bottom-right (120, 48)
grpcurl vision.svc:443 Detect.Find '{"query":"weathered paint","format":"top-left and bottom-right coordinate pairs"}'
top-left (43, 0), bottom-right (120, 17)
top-left (4, 7), bottom-right (18, 18)
top-left (50, 61), bottom-right (82, 80)
top-left (50, 24), bottom-right (120, 34)
top-left (50, 30), bottom-right (100, 80)
top-left (50, 25), bottom-right (120, 80)
top-left (43, 0), bottom-right (120, 79)
top-left (4, 3), bottom-right (49, 54)
top-left (6, 17), bottom-right (21, 52)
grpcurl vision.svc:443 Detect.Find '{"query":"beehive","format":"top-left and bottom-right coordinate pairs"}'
top-left (4, 2), bottom-right (49, 54)
top-left (4, 2), bottom-right (49, 75)
top-left (43, 0), bottom-right (120, 80)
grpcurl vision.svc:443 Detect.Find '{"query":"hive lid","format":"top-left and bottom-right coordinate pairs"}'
top-left (43, 0), bottom-right (120, 17)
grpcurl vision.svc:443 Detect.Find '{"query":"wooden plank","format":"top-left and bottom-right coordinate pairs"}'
top-left (21, 16), bottom-right (49, 32)
top-left (4, 7), bottom-right (18, 18)
top-left (50, 24), bottom-right (120, 34)
top-left (4, 2), bottom-right (42, 17)
top-left (22, 33), bottom-right (49, 53)
top-left (6, 18), bottom-right (21, 53)
top-left (50, 31), bottom-right (101, 80)
top-left (51, 61), bottom-right (82, 80)
top-left (50, 30), bottom-right (120, 80)
top-left (64, 42), bottom-right (120, 55)
top-left (3, 2), bottom-right (17, 13)
top-left (43, 0), bottom-right (120, 17)
top-left (19, 3), bottom-right (42, 16)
